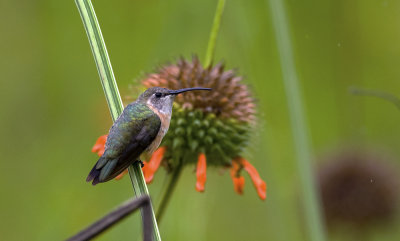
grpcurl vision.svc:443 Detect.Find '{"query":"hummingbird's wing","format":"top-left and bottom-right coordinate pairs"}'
top-left (87, 103), bottom-right (161, 185)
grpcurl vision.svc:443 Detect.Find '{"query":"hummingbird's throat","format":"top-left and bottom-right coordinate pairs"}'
top-left (146, 102), bottom-right (172, 154)
top-left (146, 97), bottom-right (174, 115)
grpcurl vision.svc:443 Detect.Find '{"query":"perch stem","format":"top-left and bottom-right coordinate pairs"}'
top-left (75, 0), bottom-right (161, 240)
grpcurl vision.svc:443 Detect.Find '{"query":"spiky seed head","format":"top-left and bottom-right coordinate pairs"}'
top-left (143, 57), bottom-right (256, 123)
top-left (92, 56), bottom-right (266, 199)
top-left (142, 56), bottom-right (256, 169)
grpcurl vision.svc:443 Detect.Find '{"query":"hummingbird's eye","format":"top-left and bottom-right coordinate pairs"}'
top-left (155, 92), bottom-right (162, 98)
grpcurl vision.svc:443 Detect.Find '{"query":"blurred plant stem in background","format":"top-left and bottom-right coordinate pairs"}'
top-left (267, 0), bottom-right (327, 241)
top-left (154, 0), bottom-right (226, 225)
top-left (349, 87), bottom-right (400, 111)
top-left (74, 0), bottom-right (161, 240)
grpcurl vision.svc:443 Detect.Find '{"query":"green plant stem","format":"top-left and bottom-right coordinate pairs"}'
top-left (156, 162), bottom-right (183, 223)
top-left (75, 0), bottom-right (161, 240)
top-left (204, 0), bottom-right (226, 67)
top-left (267, 1), bottom-right (326, 241)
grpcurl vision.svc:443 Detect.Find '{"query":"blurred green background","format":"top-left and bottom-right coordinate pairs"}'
top-left (1, 0), bottom-right (400, 240)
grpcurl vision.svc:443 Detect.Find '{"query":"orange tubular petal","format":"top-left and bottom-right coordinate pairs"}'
top-left (230, 161), bottom-right (245, 195)
top-left (240, 158), bottom-right (267, 200)
top-left (115, 169), bottom-right (129, 180)
top-left (233, 176), bottom-right (245, 195)
top-left (92, 135), bottom-right (108, 156)
top-left (144, 147), bottom-right (166, 184)
top-left (195, 153), bottom-right (207, 192)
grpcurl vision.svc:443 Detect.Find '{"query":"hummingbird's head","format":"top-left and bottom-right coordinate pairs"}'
top-left (139, 87), bottom-right (211, 114)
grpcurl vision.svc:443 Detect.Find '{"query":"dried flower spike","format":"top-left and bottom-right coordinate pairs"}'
top-left (317, 150), bottom-right (399, 229)
top-left (91, 56), bottom-right (266, 200)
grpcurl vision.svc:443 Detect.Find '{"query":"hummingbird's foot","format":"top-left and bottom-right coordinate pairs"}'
top-left (136, 160), bottom-right (145, 168)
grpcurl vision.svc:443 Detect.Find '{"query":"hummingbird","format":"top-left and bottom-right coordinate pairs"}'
top-left (87, 87), bottom-right (211, 185)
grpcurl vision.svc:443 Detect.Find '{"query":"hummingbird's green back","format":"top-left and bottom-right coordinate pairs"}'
top-left (87, 102), bottom-right (161, 184)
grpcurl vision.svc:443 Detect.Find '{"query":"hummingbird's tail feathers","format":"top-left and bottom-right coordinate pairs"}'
top-left (86, 165), bottom-right (101, 185)
top-left (99, 159), bottom-right (118, 181)
top-left (86, 158), bottom-right (119, 185)
top-left (96, 156), bottom-right (108, 169)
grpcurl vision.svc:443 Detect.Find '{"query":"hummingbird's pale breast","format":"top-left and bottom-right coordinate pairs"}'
top-left (146, 103), bottom-right (172, 155)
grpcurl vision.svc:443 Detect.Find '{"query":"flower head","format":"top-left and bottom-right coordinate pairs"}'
top-left (92, 56), bottom-right (266, 200)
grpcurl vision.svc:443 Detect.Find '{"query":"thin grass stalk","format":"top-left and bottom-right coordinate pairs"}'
top-left (204, 0), bottom-right (226, 67)
top-left (74, 0), bottom-right (161, 240)
top-left (267, 0), bottom-right (326, 241)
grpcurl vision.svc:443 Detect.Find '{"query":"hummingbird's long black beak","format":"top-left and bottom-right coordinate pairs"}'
top-left (168, 87), bottom-right (212, 95)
